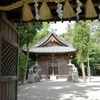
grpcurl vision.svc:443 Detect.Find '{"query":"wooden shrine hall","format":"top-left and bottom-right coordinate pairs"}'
top-left (0, 0), bottom-right (100, 100)
top-left (22, 32), bottom-right (76, 79)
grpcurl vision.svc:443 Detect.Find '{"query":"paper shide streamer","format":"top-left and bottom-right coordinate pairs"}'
top-left (56, 2), bottom-right (63, 19)
top-left (76, 0), bottom-right (83, 20)
top-left (34, 0), bottom-right (40, 20)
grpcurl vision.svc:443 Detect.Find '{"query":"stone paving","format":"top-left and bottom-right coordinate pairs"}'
top-left (18, 76), bottom-right (100, 100)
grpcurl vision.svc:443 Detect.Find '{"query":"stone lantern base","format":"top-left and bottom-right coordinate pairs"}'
top-left (67, 72), bottom-right (78, 82)
top-left (50, 75), bottom-right (56, 80)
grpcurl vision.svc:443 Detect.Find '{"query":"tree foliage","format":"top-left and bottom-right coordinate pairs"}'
top-left (73, 21), bottom-right (91, 62)
top-left (18, 52), bottom-right (26, 81)
top-left (34, 22), bottom-right (53, 42)
top-left (72, 21), bottom-right (92, 82)
top-left (89, 21), bottom-right (100, 70)
top-left (15, 22), bottom-right (43, 82)
top-left (15, 22), bottom-right (43, 47)
top-left (59, 21), bottom-right (100, 76)
top-left (59, 22), bottom-right (74, 44)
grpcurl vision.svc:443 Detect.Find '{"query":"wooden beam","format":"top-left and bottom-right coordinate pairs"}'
top-left (10, 3), bottom-right (100, 11)
top-left (0, 11), bottom-right (2, 76)
top-left (0, 76), bottom-right (17, 82)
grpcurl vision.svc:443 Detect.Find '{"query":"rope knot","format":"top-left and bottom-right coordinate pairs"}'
top-left (21, 0), bottom-right (27, 4)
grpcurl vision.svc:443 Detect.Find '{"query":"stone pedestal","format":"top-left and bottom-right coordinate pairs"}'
top-left (67, 60), bottom-right (79, 82)
top-left (34, 74), bottom-right (40, 82)
top-left (73, 72), bottom-right (78, 82)
top-left (67, 72), bottom-right (78, 82)
top-left (28, 73), bottom-right (34, 83)
top-left (50, 75), bottom-right (56, 80)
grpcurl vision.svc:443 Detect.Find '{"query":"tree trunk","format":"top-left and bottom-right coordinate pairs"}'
top-left (22, 42), bottom-right (29, 84)
top-left (81, 62), bottom-right (87, 83)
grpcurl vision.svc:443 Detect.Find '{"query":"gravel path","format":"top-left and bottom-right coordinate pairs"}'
top-left (18, 77), bottom-right (100, 100)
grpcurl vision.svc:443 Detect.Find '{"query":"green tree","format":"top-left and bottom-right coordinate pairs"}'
top-left (18, 52), bottom-right (26, 82)
top-left (59, 21), bottom-right (100, 76)
top-left (88, 21), bottom-right (100, 75)
top-left (23, 22), bottom-right (43, 84)
top-left (90, 27), bottom-right (100, 74)
top-left (34, 22), bottom-right (52, 42)
top-left (72, 21), bottom-right (91, 83)
top-left (59, 22), bottom-right (74, 44)
top-left (15, 22), bottom-right (42, 83)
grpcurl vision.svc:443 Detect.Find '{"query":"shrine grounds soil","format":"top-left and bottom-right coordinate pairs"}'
top-left (18, 76), bottom-right (100, 100)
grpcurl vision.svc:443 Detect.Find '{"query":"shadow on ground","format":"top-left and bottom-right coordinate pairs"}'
top-left (18, 77), bottom-right (100, 100)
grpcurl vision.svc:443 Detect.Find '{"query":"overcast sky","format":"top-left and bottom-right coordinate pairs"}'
top-left (50, 21), bottom-right (74, 34)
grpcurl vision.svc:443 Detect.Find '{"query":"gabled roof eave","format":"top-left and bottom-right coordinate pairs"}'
top-left (34, 32), bottom-right (72, 47)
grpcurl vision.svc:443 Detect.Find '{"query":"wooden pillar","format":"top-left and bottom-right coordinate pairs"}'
top-left (0, 11), bottom-right (19, 100)
top-left (0, 11), bottom-right (2, 76)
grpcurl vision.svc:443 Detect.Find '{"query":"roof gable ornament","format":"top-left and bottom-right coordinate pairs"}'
top-left (49, 28), bottom-right (56, 34)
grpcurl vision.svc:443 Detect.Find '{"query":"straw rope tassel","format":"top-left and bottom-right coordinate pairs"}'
top-left (39, 2), bottom-right (53, 20)
top-left (99, 5), bottom-right (100, 20)
top-left (22, 3), bottom-right (34, 21)
top-left (85, 0), bottom-right (97, 18)
top-left (63, 0), bottom-right (76, 18)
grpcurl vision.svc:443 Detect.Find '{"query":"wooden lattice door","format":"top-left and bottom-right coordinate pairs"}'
top-left (0, 12), bottom-right (19, 100)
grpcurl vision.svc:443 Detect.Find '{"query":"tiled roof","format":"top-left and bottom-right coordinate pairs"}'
top-left (34, 32), bottom-right (72, 47)
top-left (22, 32), bottom-right (76, 54)
top-left (23, 46), bottom-right (76, 53)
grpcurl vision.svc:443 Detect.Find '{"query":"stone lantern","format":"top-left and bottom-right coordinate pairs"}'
top-left (33, 61), bottom-right (41, 74)
top-left (33, 61), bottom-right (41, 82)
top-left (28, 67), bottom-right (34, 83)
top-left (67, 60), bottom-right (78, 82)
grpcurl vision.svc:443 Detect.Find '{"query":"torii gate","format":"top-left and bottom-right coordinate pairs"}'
top-left (0, 0), bottom-right (100, 100)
